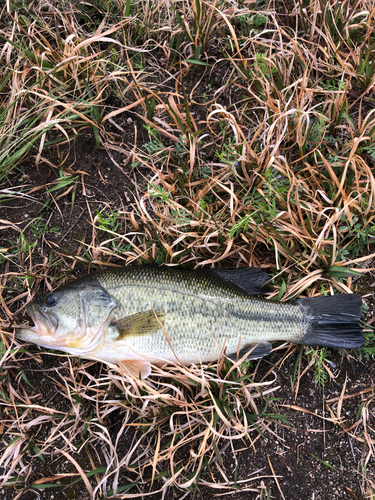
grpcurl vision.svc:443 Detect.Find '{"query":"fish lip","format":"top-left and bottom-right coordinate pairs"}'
top-left (15, 326), bottom-right (62, 351)
top-left (16, 327), bottom-right (40, 344)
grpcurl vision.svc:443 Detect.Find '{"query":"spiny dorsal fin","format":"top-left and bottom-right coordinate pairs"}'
top-left (111, 309), bottom-right (166, 339)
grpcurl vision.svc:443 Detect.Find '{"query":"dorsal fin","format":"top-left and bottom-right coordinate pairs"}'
top-left (207, 267), bottom-right (273, 296)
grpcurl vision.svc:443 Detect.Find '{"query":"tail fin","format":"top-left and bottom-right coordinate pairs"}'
top-left (297, 293), bottom-right (363, 349)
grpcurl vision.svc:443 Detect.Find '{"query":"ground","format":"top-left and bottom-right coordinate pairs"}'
top-left (1, 1), bottom-right (375, 498)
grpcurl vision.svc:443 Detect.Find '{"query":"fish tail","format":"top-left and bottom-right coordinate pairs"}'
top-left (297, 293), bottom-right (364, 349)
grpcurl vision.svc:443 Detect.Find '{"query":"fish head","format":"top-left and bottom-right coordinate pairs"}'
top-left (17, 278), bottom-right (118, 354)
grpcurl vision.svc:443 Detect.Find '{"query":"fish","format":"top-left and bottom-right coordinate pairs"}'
top-left (17, 266), bottom-right (364, 379)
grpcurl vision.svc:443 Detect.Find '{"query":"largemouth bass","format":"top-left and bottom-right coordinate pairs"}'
top-left (17, 267), bottom-right (363, 378)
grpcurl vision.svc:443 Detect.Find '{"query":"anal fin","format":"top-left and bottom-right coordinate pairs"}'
top-left (227, 341), bottom-right (272, 362)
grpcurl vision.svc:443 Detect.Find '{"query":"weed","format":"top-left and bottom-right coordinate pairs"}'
top-left (306, 347), bottom-right (330, 387)
top-left (359, 325), bottom-right (375, 362)
top-left (142, 125), bottom-right (167, 155)
top-left (29, 217), bottom-right (60, 239)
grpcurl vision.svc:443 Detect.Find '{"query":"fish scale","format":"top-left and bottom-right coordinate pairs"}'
top-left (17, 266), bottom-right (364, 379)
top-left (96, 267), bottom-right (305, 364)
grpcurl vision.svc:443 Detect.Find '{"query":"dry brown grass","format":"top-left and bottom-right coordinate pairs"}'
top-left (1, 0), bottom-right (375, 498)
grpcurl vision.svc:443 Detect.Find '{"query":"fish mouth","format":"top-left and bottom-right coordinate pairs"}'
top-left (17, 303), bottom-right (58, 343)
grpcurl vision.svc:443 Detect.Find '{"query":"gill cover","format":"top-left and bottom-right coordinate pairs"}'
top-left (77, 283), bottom-right (118, 331)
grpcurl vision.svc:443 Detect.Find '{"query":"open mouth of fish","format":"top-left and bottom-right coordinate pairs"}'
top-left (16, 303), bottom-right (106, 354)
top-left (16, 303), bottom-right (58, 345)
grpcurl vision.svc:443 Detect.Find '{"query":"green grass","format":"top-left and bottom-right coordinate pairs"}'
top-left (1, 0), bottom-right (375, 497)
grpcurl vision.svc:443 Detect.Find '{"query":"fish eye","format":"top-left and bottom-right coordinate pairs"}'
top-left (45, 295), bottom-right (57, 307)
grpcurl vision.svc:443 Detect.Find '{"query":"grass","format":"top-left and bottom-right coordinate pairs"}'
top-left (1, 0), bottom-right (375, 498)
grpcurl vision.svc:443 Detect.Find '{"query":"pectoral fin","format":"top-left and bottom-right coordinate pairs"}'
top-left (111, 309), bottom-right (166, 340)
top-left (227, 341), bottom-right (272, 362)
top-left (118, 360), bottom-right (152, 379)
